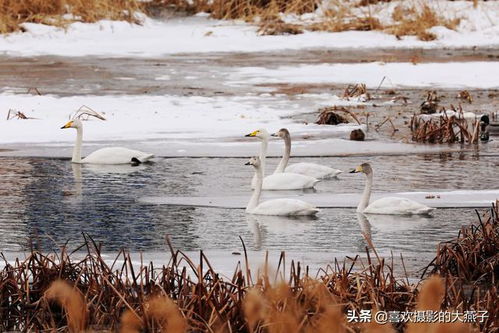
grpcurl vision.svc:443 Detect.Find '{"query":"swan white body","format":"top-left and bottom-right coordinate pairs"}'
top-left (285, 162), bottom-right (342, 179)
top-left (246, 129), bottom-right (319, 190)
top-left (62, 118), bottom-right (154, 165)
top-left (81, 147), bottom-right (153, 165)
top-left (363, 197), bottom-right (434, 215)
top-left (272, 128), bottom-right (342, 179)
top-left (246, 156), bottom-right (319, 216)
top-left (251, 172), bottom-right (319, 190)
top-left (351, 163), bottom-right (434, 215)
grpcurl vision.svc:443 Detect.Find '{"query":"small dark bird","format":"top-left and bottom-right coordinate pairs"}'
top-left (480, 114), bottom-right (489, 142)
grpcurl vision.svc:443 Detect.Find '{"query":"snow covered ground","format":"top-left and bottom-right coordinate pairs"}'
top-left (231, 62), bottom-right (499, 89)
top-left (0, 92), bottom-right (364, 145)
top-left (0, 1), bottom-right (498, 154)
top-left (0, 1), bottom-right (498, 58)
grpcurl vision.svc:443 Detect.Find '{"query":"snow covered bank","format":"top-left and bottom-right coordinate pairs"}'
top-left (0, 92), bottom-right (363, 145)
top-left (231, 61), bottom-right (499, 89)
top-left (0, 1), bottom-right (498, 58)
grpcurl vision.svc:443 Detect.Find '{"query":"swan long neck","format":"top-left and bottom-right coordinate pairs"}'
top-left (259, 138), bottom-right (268, 172)
top-left (358, 171), bottom-right (373, 212)
top-left (72, 126), bottom-right (83, 163)
top-left (247, 163), bottom-right (263, 212)
top-left (274, 134), bottom-right (290, 174)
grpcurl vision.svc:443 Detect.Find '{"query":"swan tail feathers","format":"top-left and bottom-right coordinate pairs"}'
top-left (137, 154), bottom-right (154, 163)
top-left (131, 157), bottom-right (142, 166)
top-left (294, 207), bottom-right (320, 216)
top-left (418, 206), bottom-right (435, 215)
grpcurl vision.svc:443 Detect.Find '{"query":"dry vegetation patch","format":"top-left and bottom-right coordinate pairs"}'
top-left (1, 0), bottom-right (465, 40)
top-left (0, 0), bottom-right (142, 33)
top-left (410, 105), bottom-right (481, 144)
top-left (1, 204), bottom-right (497, 332)
top-left (387, 3), bottom-right (460, 41)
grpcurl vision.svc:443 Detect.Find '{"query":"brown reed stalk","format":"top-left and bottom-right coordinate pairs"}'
top-left (0, 205), bottom-right (496, 332)
top-left (43, 279), bottom-right (87, 332)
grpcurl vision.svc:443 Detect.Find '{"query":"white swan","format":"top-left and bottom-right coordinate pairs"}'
top-left (271, 128), bottom-right (342, 179)
top-left (61, 114), bottom-right (153, 165)
top-left (245, 156), bottom-right (319, 216)
top-left (245, 129), bottom-right (319, 190)
top-left (350, 163), bottom-right (434, 215)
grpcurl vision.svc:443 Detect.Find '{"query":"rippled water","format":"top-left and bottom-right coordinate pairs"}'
top-left (0, 152), bottom-right (497, 272)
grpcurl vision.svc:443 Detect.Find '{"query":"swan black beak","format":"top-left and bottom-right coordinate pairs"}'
top-left (349, 169), bottom-right (357, 173)
top-left (244, 161), bottom-right (251, 165)
top-left (270, 133), bottom-right (277, 137)
top-left (244, 133), bottom-right (251, 137)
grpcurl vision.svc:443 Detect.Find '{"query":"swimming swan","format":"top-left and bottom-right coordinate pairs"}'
top-left (350, 163), bottom-right (434, 215)
top-left (245, 129), bottom-right (319, 190)
top-left (61, 109), bottom-right (153, 165)
top-left (245, 156), bottom-right (319, 216)
top-left (271, 128), bottom-right (342, 179)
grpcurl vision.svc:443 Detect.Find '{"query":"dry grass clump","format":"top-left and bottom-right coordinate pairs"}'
top-left (43, 279), bottom-right (87, 332)
top-left (387, 3), bottom-right (460, 41)
top-left (316, 106), bottom-right (362, 125)
top-left (1, 0), bottom-right (465, 40)
top-left (120, 295), bottom-right (187, 333)
top-left (6, 109), bottom-right (31, 120)
top-left (457, 90), bottom-right (473, 104)
top-left (316, 106), bottom-right (351, 125)
top-left (0, 205), bottom-right (497, 332)
top-left (410, 105), bottom-right (480, 144)
top-left (343, 83), bottom-right (371, 101)
top-left (308, 15), bottom-right (382, 33)
top-left (0, 0), bottom-right (142, 34)
top-left (422, 203), bottom-right (499, 333)
top-left (208, 0), bottom-right (318, 21)
top-left (257, 15), bottom-right (303, 35)
top-left (420, 90), bottom-right (440, 114)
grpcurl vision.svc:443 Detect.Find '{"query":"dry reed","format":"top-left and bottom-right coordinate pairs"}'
top-left (410, 105), bottom-right (480, 144)
top-left (2, 0), bottom-right (464, 40)
top-left (387, 3), bottom-right (460, 41)
top-left (0, 204), bottom-right (497, 332)
top-left (0, 0), bottom-right (142, 33)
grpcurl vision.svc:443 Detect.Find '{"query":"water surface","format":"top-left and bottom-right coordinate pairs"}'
top-left (1, 153), bottom-right (496, 274)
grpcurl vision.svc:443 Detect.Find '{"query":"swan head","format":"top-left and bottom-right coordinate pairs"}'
top-left (350, 162), bottom-right (373, 175)
top-left (271, 128), bottom-right (290, 139)
top-left (245, 156), bottom-right (261, 168)
top-left (61, 118), bottom-right (82, 129)
top-left (245, 129), bottom-right (270, 140)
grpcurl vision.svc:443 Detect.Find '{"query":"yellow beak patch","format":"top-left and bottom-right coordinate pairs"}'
top-left (355, 165), bottom-right (363, 173)
top-left (61, 121), bottom-right (73, 129)
top-left (247, 130), bottom-right (259, 137)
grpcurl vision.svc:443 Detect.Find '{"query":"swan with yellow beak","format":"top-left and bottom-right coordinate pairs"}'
top-left (245, 129), bottom-right (319, 190)
top-left (61, 108), bottom-right (153, 165)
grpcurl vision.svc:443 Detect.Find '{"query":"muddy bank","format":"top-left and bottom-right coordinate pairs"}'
top-left (1, 48), bottom-right (499, 97)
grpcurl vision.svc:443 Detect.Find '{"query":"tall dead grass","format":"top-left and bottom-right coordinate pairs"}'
top-left (387, 3), bottom-right (460, 41)
top-left (0, 204), bottom-right (497, 332)
top-left (0, 0), bottom-right (142, 33)
top-left (2, 0), bottom-right (463, 40)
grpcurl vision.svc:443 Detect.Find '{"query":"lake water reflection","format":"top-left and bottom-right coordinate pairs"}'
top-left (0, 153), bottom-right (496, 271)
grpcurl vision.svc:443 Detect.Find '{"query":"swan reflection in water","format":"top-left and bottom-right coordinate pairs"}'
top-left (361, 213), bottom-right (433, 232)
top-left (246, 214), bottom-right (318, 250)
top-left (67, 162), bottom-right (149, 202)
top-left (83, 163), bottom-right (148, 175)
top-left (356, 212), bottom-right (433, 251)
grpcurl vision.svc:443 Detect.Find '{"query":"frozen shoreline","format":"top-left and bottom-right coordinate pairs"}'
top-left (0, 0), bottom-right (498, 58)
